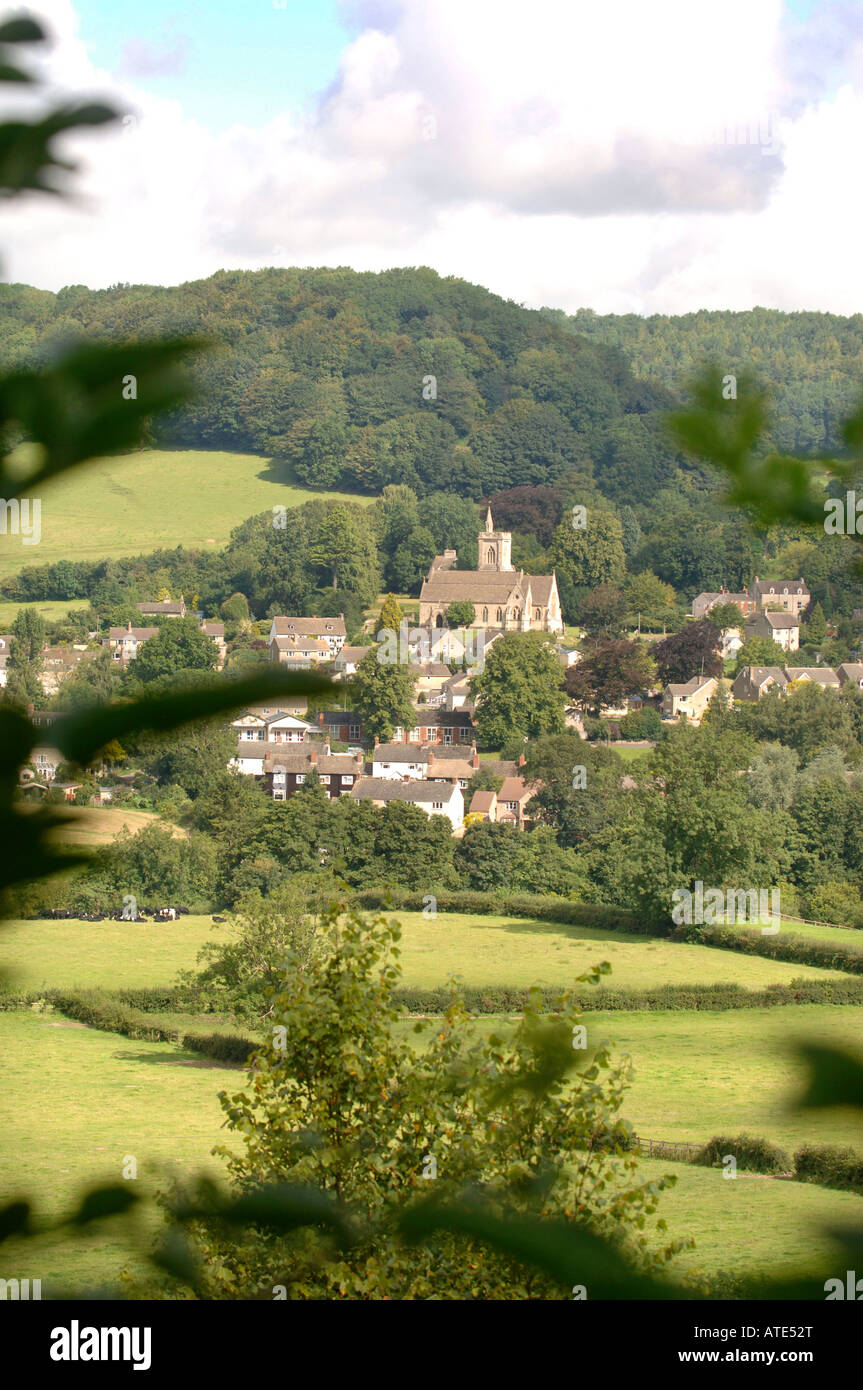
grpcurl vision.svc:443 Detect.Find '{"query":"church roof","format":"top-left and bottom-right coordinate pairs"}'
top-left (523, 575), bottom-right (555, 605)
top-left (419, 570), bottom-right (524, 603)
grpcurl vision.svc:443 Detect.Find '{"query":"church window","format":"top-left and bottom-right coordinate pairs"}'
top-left (482, 607), bottom-right (488, 622)
top-left (487, 547), bottom-right (495, 565)
top-left (496, 608), bottom-right (503, 622)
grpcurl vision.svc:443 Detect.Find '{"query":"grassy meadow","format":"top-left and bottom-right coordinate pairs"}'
top-left (387, 909), bottom-right (850, 991)
top-left (0, 448), bottom-right (373, 581)
top-left (2, 903), bottom-right (862, 1291)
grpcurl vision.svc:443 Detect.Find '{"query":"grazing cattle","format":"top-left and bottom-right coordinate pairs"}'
top-left (212, 915), bottom-right (226, 923)
top-left (158, 907), bottom-right (178, 921)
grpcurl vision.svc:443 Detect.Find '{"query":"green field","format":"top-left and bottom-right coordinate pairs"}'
top-left (630, 1156), bottom-right (858, 1282)
top-left (0, 1009), bottom-right (240, 1290)
top-left (2, 905), bottom-right (862, 1293)
top-left (413, 1007), bottom-right (863, 1153)
top-left (388, 910), bottom-right (849, 991)
top-left (0, 598), bottom-right (91, 629)
top-left (0, 915), bottom-right (232, 992)
top-left (610, 744), bottom-right (653, 763)
top-left (3, 910), bottom-right (851, 996)
top-left (0, 448), bottom-right (373, 580)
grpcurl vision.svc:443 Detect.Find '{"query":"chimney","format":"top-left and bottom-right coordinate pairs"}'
top-left (310, 747), bottom-right (318, 764)
top-left (428, 750), bottom-right (434, 765)
top-left (518, 752), bottom-right (526, 767)
top-left (317, 711), bottom-right (325, 727)
top-left (355, 750), bottom-right (364, 768)
top-left (472, 752), bottom-right (480, 770)
top-left (374, 735), bottom-right (379, 747)
top-left (323, 741), bottom-right (330, 756)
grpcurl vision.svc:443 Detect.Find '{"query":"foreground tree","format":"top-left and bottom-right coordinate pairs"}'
top-left (184, 903), bottom-right (685, 1298)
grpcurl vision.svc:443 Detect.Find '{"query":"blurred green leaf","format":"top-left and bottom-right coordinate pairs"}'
top-left (668, 365), bottom-right (847, 530)
top-left (400, 1197), bottom-right (678, 1298)
top-left (70, 1184), bottom-right (140, 1226)
top-left (0, 17), bottom-right (46, 43)
top-left (55, 668), bottom-right (332, 767)
top-left (0, 339), bottom-right (204, 496)
top-left (0, 103), bottom-right (120, 198)
top-left (795, 1044), bottom-right (863, 1111)
top-left (150, 1228), bottom-right (201, 1291)
top-left (174, 1181), bottom-right (354, 1244)
top-left (0, 1199), bottom-right (31, 1243)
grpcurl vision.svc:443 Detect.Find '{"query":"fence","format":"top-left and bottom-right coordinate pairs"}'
top-left (630, 1134), bottom-right (702, 1162)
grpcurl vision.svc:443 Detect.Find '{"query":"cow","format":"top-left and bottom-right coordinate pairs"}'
top-left (212, 915), bottom-right (226, 923)
top-left (158, 907), bottom-right (177, 921)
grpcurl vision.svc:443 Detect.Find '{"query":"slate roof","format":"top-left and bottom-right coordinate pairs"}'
top-left (271, 616), bottom-right (346, 638)
top-left (351, 778), bottom-right (460, 803)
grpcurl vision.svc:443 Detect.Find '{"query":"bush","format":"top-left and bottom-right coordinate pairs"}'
top-left (618, 707), bottom-right (661, 741)
top-left (672, 922), bottom-right (863, 974)
top-left (48, 987), bottom-right (255, 1063)
top-left (694, 1133), bottom-right (791, 1174)
top-left (794, 1143), bottom-right (863, 1194)
top-left (392, 976), bottom-right (863, 1015)
top-left (806, 882), bottom-right (863, 928)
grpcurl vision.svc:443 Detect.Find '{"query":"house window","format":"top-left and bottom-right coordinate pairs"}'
top-left (393, 727), bottom-right (404, 740)
top-left (343, 775), bottom-right (353, 785)
top-left (296, 774), bottom-right (305, 784)
top-left (433, 802), bottom-right (443, 810)
top-left (443, 728), bottom-right (453, 744)
top-left (319, 775), bottom-right (331, 785)
top-left (273, 790), bottom-right (286, 801)
top-left (409, 728), bottom-right (421, 743)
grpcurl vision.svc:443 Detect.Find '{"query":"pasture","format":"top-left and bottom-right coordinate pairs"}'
top-left (387, 909), bottom-right (850, 991)
top-left (0, 915), bottom-right (231, 992)
top-left (37, 805), bottom-right (188, 850)
top-left (2, 905), bottom-right (862, 1293)
top-left (0, 448), bottom-right (373, 581)
top-left (0, 598), bottom-right (90, 629)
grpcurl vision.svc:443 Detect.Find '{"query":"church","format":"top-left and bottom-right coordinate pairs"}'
top-left (418, 508), bottom-right (564, 635)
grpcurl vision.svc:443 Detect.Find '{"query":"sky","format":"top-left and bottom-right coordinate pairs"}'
top-left (0, 0), bottom-right (861, 315)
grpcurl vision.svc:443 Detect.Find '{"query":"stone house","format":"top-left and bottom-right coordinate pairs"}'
top-left (660, 675), bottom-right (719, 723)
top-left (350, 777), bottom-right (464, 829)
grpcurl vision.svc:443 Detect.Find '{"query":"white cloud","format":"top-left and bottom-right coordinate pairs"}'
top-left (0, 0), bottom-right (860, 315)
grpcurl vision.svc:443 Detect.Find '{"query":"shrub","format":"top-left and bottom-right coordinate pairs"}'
top-left (672, 923), bottom-right (863, 974)
top-left (694, 1133), bottom-right (791, 1174)
top-left (618, 707), bottom-right (662, 741)
top-left (806, 882), bottom-right (863, 928)
top-left (794, 1143), bottom-right (863, 1194)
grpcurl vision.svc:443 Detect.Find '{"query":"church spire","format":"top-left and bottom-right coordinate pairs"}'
top-left (484, 505), bottom-right (493, 533)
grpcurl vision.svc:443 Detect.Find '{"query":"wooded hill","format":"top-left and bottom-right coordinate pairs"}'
top-left (0, 266), bottom-right (680, 502)
top-left (542, 305), bottom-right (863, 458)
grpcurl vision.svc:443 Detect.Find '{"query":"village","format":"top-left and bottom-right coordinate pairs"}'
top-left (10, 513), bottom-right (863, 835)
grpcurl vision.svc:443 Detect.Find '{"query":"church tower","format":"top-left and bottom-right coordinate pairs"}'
top-left (477, 506), bottom-right (513, 572)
